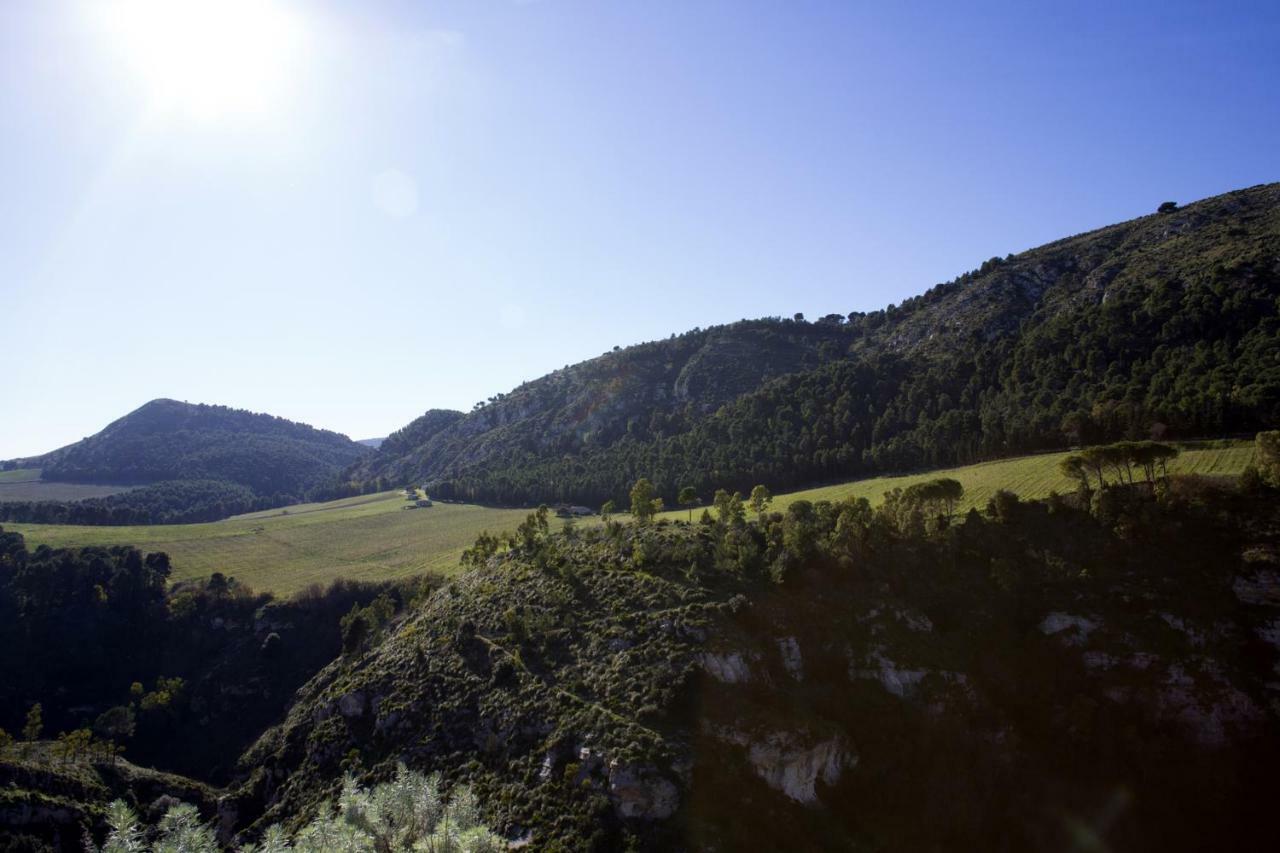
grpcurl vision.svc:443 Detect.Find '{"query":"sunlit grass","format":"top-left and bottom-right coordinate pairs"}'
top-left (0, 467), bottom-right (133, 502)
top-left (6, 492), bottom-right (532, 597)
top-left (657, 441), bottom-right (1255, 520)
top-left (6, 441), bottom-right (1255, 597)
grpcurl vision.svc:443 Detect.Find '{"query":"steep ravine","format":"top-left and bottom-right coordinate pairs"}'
top-left (231, 489), bottom-right (1280, 851)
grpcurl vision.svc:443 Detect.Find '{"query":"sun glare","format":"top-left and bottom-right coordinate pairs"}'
top-left (94, 0), bottom-right (307, 122)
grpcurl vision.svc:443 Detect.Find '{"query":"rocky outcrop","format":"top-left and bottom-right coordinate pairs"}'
top-left (1233, 569), bottom-right (1280, 605)
top-left (1152, 662), bottom-right (1265, 747)
top-left (0, 750), bottom-right (220, 851)
top-left (1039, 612), bottom-right (1100, 646)
top-left (337, 691), bottom-right (366, 719)
top-left (606, 760), bottom-right (679, 820)
top-left (777, 637), bottom-right (804, 681)
top-left (748, 734), bottom-right (850, 803)
top-left (851, 649), bottom-right (929, 698)
top-left (701, 650), bottom-right (757, 684)
top-left (711, 727), bottom-right (853, 804)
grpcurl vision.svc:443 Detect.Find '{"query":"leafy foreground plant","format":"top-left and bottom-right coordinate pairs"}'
top-left (91, 764), bottom-right (503, 853)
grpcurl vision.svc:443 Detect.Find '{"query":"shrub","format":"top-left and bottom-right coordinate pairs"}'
top-left (1258, 431), bottom-right (1280, 487)
top-left (88, 765), bottom-right (503, 852)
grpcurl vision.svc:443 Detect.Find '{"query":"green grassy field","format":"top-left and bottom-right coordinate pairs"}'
top-left (659, 441), bottom-right (1256, 521)
top-left (0, 467), bottom-right (133, 502)
top-left (5, 492), bottom-right (533, 597)
top-left (5, 441), bottom-right (1255, 597)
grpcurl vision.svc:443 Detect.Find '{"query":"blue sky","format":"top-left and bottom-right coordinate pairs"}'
top-left (2, 0), bottom-right (1277, 458)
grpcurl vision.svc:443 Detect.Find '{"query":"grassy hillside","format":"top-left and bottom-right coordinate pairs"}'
top-left (9, 442), bottom-right (1255, 597)
top-left (0, 480), bottom-right (133, 502)
top-left (6, 493), bottom-right (532, 597)
top-left (0, 465), bottom-right (134, 502)
top-left (661, 440), bottom-right (1255, 519)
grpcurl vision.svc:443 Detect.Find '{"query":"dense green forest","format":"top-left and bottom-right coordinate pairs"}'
top-left (0, 400), bottom-right (370, 525)
top-left (33, 399), bottom-right (370, 493)
top-left (349, 183), bottom-right (1280, 506)
top-left (7, 449), bottom-right (1279, 850)
top-left (0, 526), bottom-right (430, 783)
top-left (376, 409), bottom-right (465, 459)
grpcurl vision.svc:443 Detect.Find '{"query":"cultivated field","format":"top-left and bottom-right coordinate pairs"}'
top-left (659, 440), bottom-right (1256, 521)
top-left (0, 468), bottom-right (133, 502)
top-left (5, 492), bottom-right (533, 597)
top-left (6, 441), bottom-right (1256, 597)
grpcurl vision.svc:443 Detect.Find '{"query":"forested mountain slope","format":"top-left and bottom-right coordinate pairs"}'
top-left (36, 399), bottom-right (368, 494)
top-left (376, 408), bottom-right (465, 460)
top-left (354, 182), bottom-right (1280, 505)
top-left (347, 320), bottom-right (856, 491)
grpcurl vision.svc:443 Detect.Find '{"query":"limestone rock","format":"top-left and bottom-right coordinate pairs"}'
top-left (1039, 612), bottom-right (1100, 646)
top-left (745, 732), bottom-right (851, 803)
top-left (337, 691), bottom-right (366, 718)
top-left (701, 650), bottom-right (755, 684)
top-left (777, 637), bottom-right (804, 681)
top-left (606, 761), bottom-right (679, 820)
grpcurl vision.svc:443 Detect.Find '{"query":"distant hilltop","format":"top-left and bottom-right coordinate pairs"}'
top-left (0, 399), bottom-right (371, 524)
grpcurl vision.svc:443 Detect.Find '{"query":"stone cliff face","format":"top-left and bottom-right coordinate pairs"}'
top-left (706, 725), bottom-right (852, 804)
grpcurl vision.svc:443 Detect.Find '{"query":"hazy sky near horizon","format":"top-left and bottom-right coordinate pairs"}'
top-left (2, 0), bottom-right (1277, 458)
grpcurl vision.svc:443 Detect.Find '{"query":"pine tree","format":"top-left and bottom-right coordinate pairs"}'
top-left (22, 703), bottom-right (42, 742)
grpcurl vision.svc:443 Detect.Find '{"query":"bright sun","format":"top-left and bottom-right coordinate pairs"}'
top-left (94, 0), bottom-right (307, 122)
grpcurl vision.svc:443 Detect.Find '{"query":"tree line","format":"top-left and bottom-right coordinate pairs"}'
top-left (1059, 440), bottom-right (1180, 492)
top-left (0, 526), bottom-right (433, 782)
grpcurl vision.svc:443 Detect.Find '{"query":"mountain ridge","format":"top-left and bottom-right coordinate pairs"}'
top-left (349, 182), bottom-right (1280, 505)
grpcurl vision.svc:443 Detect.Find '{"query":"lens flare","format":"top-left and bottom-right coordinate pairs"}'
top-left (94, 0), bottom-right (308, 121)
